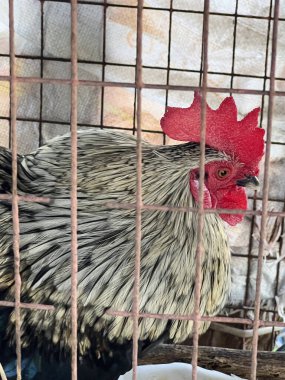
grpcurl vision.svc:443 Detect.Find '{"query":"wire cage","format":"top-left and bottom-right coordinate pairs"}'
top-left (0, 0), bottom-right (285, 379)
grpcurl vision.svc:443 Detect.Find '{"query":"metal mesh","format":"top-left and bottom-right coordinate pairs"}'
top-left (0, 0), bottom-right (285, 379)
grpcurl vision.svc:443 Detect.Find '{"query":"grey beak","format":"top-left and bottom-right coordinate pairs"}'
top-left (236, 176), bottom-right (260, 189)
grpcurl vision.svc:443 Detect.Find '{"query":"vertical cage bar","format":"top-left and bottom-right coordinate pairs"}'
top-left (131, 1), bottom-right (143, 379)
top-left (259, 0), bottom-right (273, 129)
top-left (70, 1), bottom-right (79, 379)
top-left (243, 1), bottom-right (273, 350)
top-left (132, 88), bottom-right (137, 135)
top-left (191, 1), bottom-right (209, 379)
top-left (39, 0), bottom-right (44, 146)
top-left (100, 0), bottom-right (107, 129)
top-left (250, 0), bottom-right (279, 378)
top-left (164, 0), bottom-right (173, 145)
top-left (9, 0), bottom-right (22, 378)
top-left (229, 0), bottom-right (238, 93)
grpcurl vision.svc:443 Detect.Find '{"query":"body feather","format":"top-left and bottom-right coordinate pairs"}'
top-left (0, 130), bottom-right (231, 371)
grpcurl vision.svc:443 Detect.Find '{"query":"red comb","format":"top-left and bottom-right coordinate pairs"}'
top-left (161, 92), bottom-right (265, 171)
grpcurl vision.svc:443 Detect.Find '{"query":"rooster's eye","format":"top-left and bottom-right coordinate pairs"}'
top-left (217, 168), bottom-right (230, 179)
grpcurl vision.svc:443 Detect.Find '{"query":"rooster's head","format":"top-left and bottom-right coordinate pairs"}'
top-left (161, 92), bottom-right (265, 226)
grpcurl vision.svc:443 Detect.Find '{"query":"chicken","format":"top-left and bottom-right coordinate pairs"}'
top-left (0, 93), bottom-right (264, 379)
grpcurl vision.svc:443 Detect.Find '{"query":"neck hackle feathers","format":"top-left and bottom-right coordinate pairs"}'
top-left (161, 92), bottom-right (265, 172)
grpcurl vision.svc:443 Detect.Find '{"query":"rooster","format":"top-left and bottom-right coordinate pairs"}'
top-left (0, 93), bottom-right (264, 380)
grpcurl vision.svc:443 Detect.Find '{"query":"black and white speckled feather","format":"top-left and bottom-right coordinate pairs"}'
top-left (0, 129), bottom-right (231, 378)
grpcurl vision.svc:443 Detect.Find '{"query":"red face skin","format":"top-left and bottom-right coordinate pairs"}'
top-left (189, 161), bottom-right (259, 226)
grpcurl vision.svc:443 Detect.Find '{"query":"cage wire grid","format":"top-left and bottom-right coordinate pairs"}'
top-left (0, 0), bottom-right (285, 380)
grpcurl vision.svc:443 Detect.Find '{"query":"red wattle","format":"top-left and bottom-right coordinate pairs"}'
top-left (216, 186), bottom-right (247, 226)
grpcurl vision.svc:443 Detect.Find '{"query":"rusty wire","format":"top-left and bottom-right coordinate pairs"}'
top-left (105, 309), bottom-right (285, 328)
top-left (0, 194), bottom-right (50, 203)
top-left (70, 0), bottom-right (79, 379)
top-left (242, 0), bottom-right (274, 349)
top-left (8, 0), bottom-right (22, 378)
top-left (1, 75), bottom-right (285, 96)
top-left (2, 195), bottom-right (285, 217)
top-left (250, 1), bottom-right (280, 378)
top-left (2, 1), bottom-right (285, 380)
top-left (23, 0), bottom-right (285, 21)
top-left (131, 1), bottom-right (143, 379)
top-left (191, 1), bottom-right (209, 379)
top-left (0, 300), bottom-right (54, 311)
top-left (105, 201), bottom-right (285, 218)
